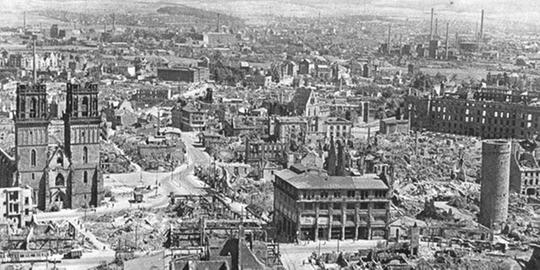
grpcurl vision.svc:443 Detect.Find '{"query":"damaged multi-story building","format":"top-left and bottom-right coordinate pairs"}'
top-left (274, 165), bottom-right (391, 242)
top-left (405, 88), bottom-right (540, 139)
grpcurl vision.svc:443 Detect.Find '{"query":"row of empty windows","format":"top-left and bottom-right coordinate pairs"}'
top-left (303, 190), bottom-right (382, 200)
top-left (304, 202), bottom-right (387, 210)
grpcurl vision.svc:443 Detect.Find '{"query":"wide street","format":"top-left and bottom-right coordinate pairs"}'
top-left (26, 131), bottom-right (237, 270)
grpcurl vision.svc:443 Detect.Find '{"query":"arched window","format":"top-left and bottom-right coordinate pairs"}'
top-left (82, 147), bottom-right (88, 163)
top-left (30, 149), bottom-right (36, 167)
top-left (93, 99), bottom-right (98, 116)
top-left (83, 171), bottom-right (88, 184)
top-left (73, 97), bottom-right (78, 116)
top-left (20, 98), bottom-right (26, 118)
top-left (82, 97), bottom-right (89, 117)
top-left (55, 174), bottom-right (65, 186)
top-left (30, 97), bottom-right (37, 118)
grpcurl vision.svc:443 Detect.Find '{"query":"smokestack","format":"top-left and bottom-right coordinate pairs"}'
top-left (430, 8), bottom-right (434, 40)
top-left (32, 37), bottom-right (37, 84)
top-left (445, 22), bottom-right (449, 60)
top-left (112, 13), bottom-right (116, 31)
top-left (387, 24), bottom-right (391, 50)
top-left (435, 17), bottom-right (438, 37)
top-left (23, 12), bottom-right (26, 30)
top-left (479, 9), bottom-right (484, 41)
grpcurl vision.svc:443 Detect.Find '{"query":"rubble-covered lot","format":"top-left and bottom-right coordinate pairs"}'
top-left (373, 132), bottom-right (537, 241)
top-left (100, 140), bottom-right (137, 174)
top-left (371, 132), bottom-right (483, 215)
top-left (85, 209), bottom-right (168, 252)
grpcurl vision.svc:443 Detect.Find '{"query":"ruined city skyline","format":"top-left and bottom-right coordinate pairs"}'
top-left (1, 0), bottom-right (540, 269)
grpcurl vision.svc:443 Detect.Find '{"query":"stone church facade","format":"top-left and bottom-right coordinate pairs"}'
top-left (0, 82), bottom-right (104, 211)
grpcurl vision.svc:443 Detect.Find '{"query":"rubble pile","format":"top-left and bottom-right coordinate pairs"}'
top-left (112, 132), bottom-right (186, 171)
top-left (86, 210), bottom-right (167, 252)
top-left (377, 132), bottom-right (481, 184)
top-left (232, 178), bottom-right (274, 214)
top-left (100, 140), bottom-right (137, 173)
top-left (372, 132), bottom-right (482, 216)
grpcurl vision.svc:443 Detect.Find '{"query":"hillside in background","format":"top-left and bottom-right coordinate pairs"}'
top-left (0, 0), bottom-right (538, 27)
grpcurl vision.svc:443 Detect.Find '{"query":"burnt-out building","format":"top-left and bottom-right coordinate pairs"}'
top-left (405, 95), bottom-right (540, 139)
top-left (244, 139), bottom-right (286, 166)
top-left (171, 103), bottom-right (208, 132)
top-left (274, 168), bottom-right (390, 242)
top-left (510, 141), bottom-right (540, 197)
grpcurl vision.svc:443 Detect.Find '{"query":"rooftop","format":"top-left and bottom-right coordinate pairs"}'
top-left (276, 169), bottom-right (388, 190)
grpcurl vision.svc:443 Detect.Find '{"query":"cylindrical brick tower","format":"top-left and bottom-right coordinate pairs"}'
top-left (479, 140), bottom-right (511, 228)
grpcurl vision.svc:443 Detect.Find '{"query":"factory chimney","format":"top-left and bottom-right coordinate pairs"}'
top-left (23, 12), bottom-right (26, 30)
top-left (429, 8), bottom-right (434, 40)
top-left (32, 36), bottom-right (37, 84)
top-left (387, 24), bottom-right (391, 53)
top-left (479, 9), bottom-right (485, 41)
top-left (112, 13), bottom-right (116, 31)
top-left (445, 22), bottom-right (449, 60)
top-left (435, 17), bottom-right (438, 37)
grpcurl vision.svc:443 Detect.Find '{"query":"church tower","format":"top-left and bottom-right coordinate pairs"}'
top-left (64, 82), bottom-right (103, 208)
top-left (14, 83), bottom-right (49, 209)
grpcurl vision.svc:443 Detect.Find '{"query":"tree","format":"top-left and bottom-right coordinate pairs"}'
top-left (326, 137), bottom-right (337, 176)
top-left (336, 140), bottom-right (346, 176)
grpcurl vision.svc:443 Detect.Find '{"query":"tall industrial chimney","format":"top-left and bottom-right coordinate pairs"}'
top-left (430, 8), bottom-right (434, 40)
top-left (445, 22), bottom-right (449, 60)
top-left (32, 37), bottom-right (37, 84)
top-left (387, 24), bottom-right (391, 50)
top-left (112, 13), bottom-right (116, 31)
top-left (435, 17), bottom-right (438, 37)
top-left (23, 12), bottom-right (26, 30)
top-left (479, 9), bottom-right (485, 41)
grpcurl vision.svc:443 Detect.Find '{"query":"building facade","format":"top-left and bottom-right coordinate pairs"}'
top-left (0, 186), bottom-right (34, 228)
top-left (323, 117), bottom-right (352, 139)
top-left (274, 168), bottom-right (390, 242)
top-left (157, 67), bottom-right (209, 83)
top-left (172, 104), bottom-right (208, 132)
top-left (273, 117), bottom-right (308, 144)
top-left (405, 95), bottom-right (540, 139)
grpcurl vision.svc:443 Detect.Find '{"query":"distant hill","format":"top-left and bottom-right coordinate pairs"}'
top-left (156, 4), bottom-right (243, 24)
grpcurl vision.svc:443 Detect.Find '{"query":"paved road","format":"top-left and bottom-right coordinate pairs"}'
top-left (31, 131), bottom-right (249, 269)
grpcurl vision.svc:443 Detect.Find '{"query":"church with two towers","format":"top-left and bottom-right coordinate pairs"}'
top-left (0, 81), bottom-right (104, 211)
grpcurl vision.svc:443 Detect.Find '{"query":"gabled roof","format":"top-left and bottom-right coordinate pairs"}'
top-left (219, 238), bottom-right (265, 270)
